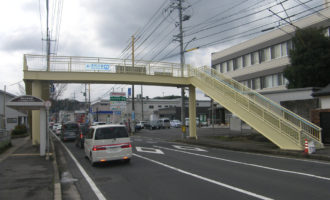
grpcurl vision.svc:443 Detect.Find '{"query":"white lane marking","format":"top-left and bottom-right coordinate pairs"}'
top-left (154, 145), bottom-right (330, 181)
top-left (172, 145), bottom-right (207, 152)
top-left (135, 147), bottom-right (164, 154)
top-left (133, 153), bottom-right (273, 200)
top-left (238, 150), bottom-right (330, 166)
top-left (52, 132), bottom-right (107, 200)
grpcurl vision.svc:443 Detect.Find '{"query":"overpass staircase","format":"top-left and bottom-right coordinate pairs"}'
top-left (189, 66), bottom-right (323, 150)
top-left (23, 54), bottom-right (323, 150)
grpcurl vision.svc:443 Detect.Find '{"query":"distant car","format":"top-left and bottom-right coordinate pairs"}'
top-left (135, 121), bottom-right (147, 130)
top-left (76, 123), bottom-right (89, 148)
top-left (84, 124), bottom-right (132, 166)
top-left (61, 122), bottom-right (80, 141)
top-left (144, 120), bottom-right (162, 130)
top-left (185, 118), bottom-right (200, 127)
top-left (159, 118), bottom-right (171, 129)
top-left (201, 121), bottom-right (208, 127)
top-left (170, 120), bottom-right (181, 128)
top-left (55, 125), bottom-right (62, 136)
top-left (52, 123), bottom-right (60, 131)
top-left (92, 122), bottom-right (106, 126)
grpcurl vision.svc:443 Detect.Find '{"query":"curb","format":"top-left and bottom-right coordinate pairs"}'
top-left (51, 136), bottom-right (62, 200)
top-left (178, 139), bottom-right (330, 162)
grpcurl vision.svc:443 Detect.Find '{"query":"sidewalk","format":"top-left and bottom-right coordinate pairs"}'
top-left (0, 137), bottom-right (55, 200)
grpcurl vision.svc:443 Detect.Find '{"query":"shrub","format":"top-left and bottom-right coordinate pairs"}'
top-left (11, 124), bottom-right (27, 135)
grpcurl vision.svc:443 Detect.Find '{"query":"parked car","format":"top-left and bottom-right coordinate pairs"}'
top-left (170, 120), bottom-right (181, 128)
top-left (185, 118), bottom-right (200, 127)
top-left (201, 121), bottom-right (208, 127)
top-left (159, 118), bottom-right (171, 129)
top-left (84, 124), bottom-right (132, 166)
top-left (61, 122), bottom-right (80, 141)
top-left (75, 123), bottom-right (89, 148)
top-left (144, 120), bottom-right (162, 130)
top-left (135, 121), bottom-right (147, 130)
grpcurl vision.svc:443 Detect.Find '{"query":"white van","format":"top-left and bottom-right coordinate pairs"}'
top-left (185, 118), bottom-right (200, 127)
top-left (159, 118), bottom-right (171, 129)
top-left (84, 124), bottom-right (132, 166)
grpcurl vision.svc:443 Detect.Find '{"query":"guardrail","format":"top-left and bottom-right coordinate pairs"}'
top-left (24, 54), bottom-right (190, 78)
top-left (195, 66), bottom-right (322, 147)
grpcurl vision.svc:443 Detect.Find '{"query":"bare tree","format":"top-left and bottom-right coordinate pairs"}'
top-left (50, 83), bottom-right (68, 100)
top-left (17, 82), bottom-right (26, 96)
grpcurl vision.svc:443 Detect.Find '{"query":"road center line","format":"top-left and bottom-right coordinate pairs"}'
top-left (52, 132), bottom-right (107, 200)
top-left (154, 145), bottom-right (330, 181)
top-left (133, 153), bottom-right (273, 200)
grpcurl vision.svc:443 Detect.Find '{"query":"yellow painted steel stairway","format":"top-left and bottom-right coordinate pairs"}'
top-left (189, 66), bottom-right (323, 150)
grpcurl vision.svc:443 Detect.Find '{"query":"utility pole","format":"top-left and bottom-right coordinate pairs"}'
top-left (88, 83), bottom-right (91, 112)
top-left (46, 0), bottom-right (50, 71)
top-left (177, 0), bottom-right (187, 138)
top-left (141, 85), bottom-right (144, 121)
top-left (3, 85), bottom-right (6, 130)
top-left (131, 35), bottom-right (135, 133)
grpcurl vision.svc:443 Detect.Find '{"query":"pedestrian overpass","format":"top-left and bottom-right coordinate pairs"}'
top-left (23, 54), bottom-right (323, 150)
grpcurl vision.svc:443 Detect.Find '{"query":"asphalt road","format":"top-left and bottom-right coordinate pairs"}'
top-left (56, 128), bottom-right (330, 200)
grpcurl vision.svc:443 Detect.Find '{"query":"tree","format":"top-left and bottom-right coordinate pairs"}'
top-left (284, 27), bottom-right (330, 89)
top-left (50, 83), bottom-right (67, 101)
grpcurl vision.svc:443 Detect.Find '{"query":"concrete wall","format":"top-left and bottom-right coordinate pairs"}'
top-left (320, 96), bottom-right (330, 109)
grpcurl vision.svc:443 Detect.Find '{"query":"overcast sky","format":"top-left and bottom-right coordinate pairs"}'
top-left (0, 0), bottom-right (324, 102)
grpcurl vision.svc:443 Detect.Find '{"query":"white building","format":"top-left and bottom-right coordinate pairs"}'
top-left (211, 6), bottom-right (330, 120)
top-left (0, 90), bottom-right (28, 132)
top-left (91, 97), bottom-right (211, 123)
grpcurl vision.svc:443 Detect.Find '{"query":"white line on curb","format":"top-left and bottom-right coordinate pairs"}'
top-left (53, 133), bottom-right (107, 200)
top-left (133, 153), bottom-right (273, 200)
top-left (154, 145), bottom-right (330, 181)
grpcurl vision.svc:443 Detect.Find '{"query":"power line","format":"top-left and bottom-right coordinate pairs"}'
top-left (155, 1), bottom-right (327, 61)
top-left (184, 0), bottom-right (289, 37)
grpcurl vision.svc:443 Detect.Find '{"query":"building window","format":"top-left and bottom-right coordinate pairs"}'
top-left (234, 57), bottom-right (242, 70)
top-left (149, 105), bottom-right (154, 109)
top-left (216, 64), bottom-right (221, 73)
top-left (259, 47), bottom-right (270, 63)
top-left (325, 27), bottom-right (330, 37)
top-left (280, 42), bottom-right (287, 57)
top-left (241, 81), bottom-right (248, 87)
top-left (272, 74), bottom-right (279, 87)
top-left (227, 60), bottom-right (233, 71)
top-left (158, 105), bottom-right (162, 108)
top-left (264, 75), bottom-right (273, 88)
top-left (251, 51), bottom-right (259, 65)
top-left (271, 44), bottom-right (281, 59)
top-left (243, 54), bottom-right (251, 67)
top-left (221, 62), bottom-right (227, 73)
top-left (253, 78), bottom-right (261, 90)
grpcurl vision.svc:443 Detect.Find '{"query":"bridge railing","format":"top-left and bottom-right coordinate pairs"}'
top-left (24, 54), bottom-right (190, 78)
top-left (193, 66), bottom-right (322, 147)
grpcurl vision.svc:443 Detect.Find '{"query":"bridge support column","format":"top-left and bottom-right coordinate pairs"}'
top-left (189, 85), bottom-right (197, 139)
top-left (32, 81), bottom-right (42, 145)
